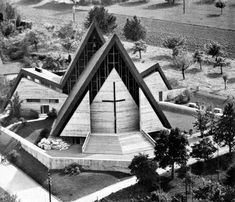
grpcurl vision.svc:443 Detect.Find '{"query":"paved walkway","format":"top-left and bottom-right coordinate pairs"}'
top-left (0, 161), bottom-right (60, 202)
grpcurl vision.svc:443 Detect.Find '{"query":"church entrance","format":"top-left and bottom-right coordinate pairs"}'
top-left (40, 105), bottom-right (49, 114)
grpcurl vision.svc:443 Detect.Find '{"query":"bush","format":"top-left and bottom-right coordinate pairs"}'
top-left (151, 191), bottom-right (170, 202)
top-left (47, 108), bottom-right (57, 119)
top-left (123, 16), bottom-right (146, 42)
top-left (21, 109), bottom-right (39, 120)
top-left (57, 22), bottom-right (75, 39)
top-left (129, 153), bottom-right (159, 190)
top-left (0, 20), bottom-right (15, 37)
top-left (63, 163), bottom-right (82, 176)
top-left (8, 149), bottom-right (21, 164)
top-left (84, 6), bottom-right (117, 34)
top-left (0, 192), bottom-right (19, 202)
top-left (204, 41), bottom-right (223, 60)
top-left (174, 90), bottom-right (190, 104)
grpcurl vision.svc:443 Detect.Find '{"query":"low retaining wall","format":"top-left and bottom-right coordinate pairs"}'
top-left (0, 127), bottom-right (130, 173)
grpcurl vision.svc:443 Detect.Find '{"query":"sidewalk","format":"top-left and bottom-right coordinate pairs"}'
top-left (0, 162), bottom-right (60, 202)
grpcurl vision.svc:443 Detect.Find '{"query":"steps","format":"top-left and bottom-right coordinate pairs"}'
top-left (84, 131), bottom-right (154, 155)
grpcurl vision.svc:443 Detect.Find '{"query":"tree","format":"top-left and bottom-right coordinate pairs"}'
top-left (84, 6), bottom-right (117, 34)
top-left (214, 102), bottom-right (235, 154)
top-left (57, 22), bottom-right (75, 39)
top-left (24, 30), bottom-right (39, 51)
top-left (193, 50), bottom-right (203, 70)
top-left (222, 74), bottom-right (228, 90)
top-left (61, 38), bottom-right (74, 58)
top-left (204, 41), bottom-right (223, 61)
top-left (123, 16), bottom-right (146, 42)
top-left (190, 138), bottom-right (217, 161)
top-left (213, 56), bottom-right (227, 74)
top-left (9, 92), bottom-right (22, 119)
top-left (129, 153), bottom-right (159, 190)
top-left (215, 0), bottom-right (226, 15)
top-left (154, 128), bottom-right (189, 179)
top-left (163, 37), bottom-right (185, 57)
top-left (193, 110), bottom-right (210, 138)
top-left (0, 191), bottom-right (19, 202)
top-left (174, 52), bottom-right (192, 80)
top-left (132, 40), bottom-right (147, 59)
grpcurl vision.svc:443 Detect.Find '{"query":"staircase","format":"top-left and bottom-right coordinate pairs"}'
top-left (119, 131), bottom-right (154, 154)
top-left (84, 131), bottom-right (154, 155)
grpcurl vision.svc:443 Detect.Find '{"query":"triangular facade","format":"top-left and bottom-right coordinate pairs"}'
top-left (51, 34), bottom-right (171, 139)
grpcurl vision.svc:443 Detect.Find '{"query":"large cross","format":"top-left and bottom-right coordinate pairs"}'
top-left (102, 82), bottom-right (125, 133)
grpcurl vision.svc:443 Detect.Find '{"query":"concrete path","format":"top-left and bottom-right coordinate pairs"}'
top-left (0, 161), bottom-right (60, 202)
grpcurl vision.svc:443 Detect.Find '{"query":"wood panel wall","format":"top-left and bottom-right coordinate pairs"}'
top-left (13, 78), bottom-right (67, 113)
top-left (61, 92), bottom-right (90, 137)
top-left (91, 69), bottom-right (139, 133)
top-left (139, 89), bottom-right (164, 133)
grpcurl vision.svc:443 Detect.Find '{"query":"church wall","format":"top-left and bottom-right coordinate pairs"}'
top-left (13, 78), bottom-right (67, 113)
top-left (91, 69), bottom-right (139, 133)
top-left (61, 92), bottom-right (90, 137)
top-left (139, 89), bottom-right (164, 133)
top-left (143, 72), bottom-right (169, 101)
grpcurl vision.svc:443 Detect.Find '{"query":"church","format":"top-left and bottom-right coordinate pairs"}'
top-left (3, 21), bottom-right (172, 156)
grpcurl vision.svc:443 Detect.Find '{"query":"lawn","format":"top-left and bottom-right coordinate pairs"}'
top-left (0, 129), bottom-right (130, 202)
top-left (101, 152), bottom-right (235, 202)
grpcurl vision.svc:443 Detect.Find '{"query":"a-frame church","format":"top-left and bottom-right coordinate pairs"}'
top-left (4, 21), bottom-right (172, 156)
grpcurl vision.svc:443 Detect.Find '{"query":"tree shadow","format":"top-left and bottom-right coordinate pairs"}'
top-left (207, 14), bottom-right (221, 18)
top-left (207, 72), bottom-right (221, 78)
top-left (186, 67), bottom-right (202, 74)
top-left (34, 2), bottom-right (73, 11)
top-left (162, 63), bottom-right (179, 71)
top-left (194, 0), bottom-right (215, 5)
top-left (144, 2), bottom-right (181, 10)
top-left (229, 4), bottom-right (235, 8)
top-left (17, 0), bottom-right (43, 5)
top-left (119, 0), bottom-right (150, 7)
top-left (150, 54), bottom-right (172, 61)
top-left (228, 77), bottom-right (235, 84)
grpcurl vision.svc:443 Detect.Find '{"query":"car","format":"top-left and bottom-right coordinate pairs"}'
top-left (213, 108), bottom-right (223, 116)
top-left (187, 102), bottom-right (199, 109)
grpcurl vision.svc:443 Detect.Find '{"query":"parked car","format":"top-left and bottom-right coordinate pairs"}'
top-left (213, 108), bottom-right (223, 116)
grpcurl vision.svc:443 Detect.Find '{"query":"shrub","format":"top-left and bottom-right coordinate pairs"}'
top-left (174, 89), bottom-right (190, 104)
top-left (21, 108), bottom-right (39, 120)
top-left (123, 16), bottom-right (146, 42)
top-left (57, 22), bottom-right (75, 39)
top-left (151, 191), bottom-right (170, 202)
top-left (129, 153), bottom-right (159, 190)
top-left (24, 30), bottom-right (39, 51)
top-left (224, 163), bottom-right (235, 186)
top-left (0, 192), bottom-right (19, 202)
top-left (204, 41), bottom-right (223, 60)
top-left (0, 20), bottom-right (15, 37)
top-left (163, 37), bottom-right (185, 57)
top-left (47, 108), bottom-right (57, 119)
top-left (84, 6), bottom-right (117, 34)
top-left (8, 149), bottom-right (21, 164)
top-left (63, 163), bottom-right (82, 175)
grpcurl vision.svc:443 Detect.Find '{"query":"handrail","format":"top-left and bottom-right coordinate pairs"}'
top-left (82, 131), bottom-right (91, 152)
top-left (141, 130), bottom-right (156, 146)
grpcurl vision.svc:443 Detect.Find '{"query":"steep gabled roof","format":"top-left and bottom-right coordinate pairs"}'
top-left (2, 68), bottom-right (62, 110)
top-left (141, 63), bottom-right (172, 90)
top-left (60, 20), bottom-right (105, 88)
top-left (51, 34), bottom-right (171, 137)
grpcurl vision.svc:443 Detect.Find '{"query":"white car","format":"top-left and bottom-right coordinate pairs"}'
top-left (213, 108), bottom-right (223, 116)
top-left (187, 102), bottom-right (199, 109)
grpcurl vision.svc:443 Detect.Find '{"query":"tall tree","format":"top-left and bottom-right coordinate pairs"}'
top-left (214, 102), bottom-right (235, 154)
top-left (190, 137), bottom-right (217, 161)
top-left (154, 128), bottom-right (189, 179)
top-left (174, 52), bottom-right (192, 80)
top-left (215, 0), bottom-right (226, 15)
top-left (193, 110), bottom-right (210, 138)
top-left (163, 37), bottom-right (185, 57)
top-left (123, 16), bottom-right (146, 42)
top-left (9, 92), bottom-right (22, 119)
top-left (132, 40), bottom-right (147, 59)
top-left (84, 6), bottom-right (117, 34)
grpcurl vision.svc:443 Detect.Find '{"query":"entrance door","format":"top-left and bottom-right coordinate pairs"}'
top-left (40, 105), bottom-right (49, 114)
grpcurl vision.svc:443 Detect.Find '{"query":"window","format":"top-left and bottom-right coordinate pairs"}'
top-left (49, 99), bottom-right (59, 103)
top-left (26, 99), bottom-right (40, 103)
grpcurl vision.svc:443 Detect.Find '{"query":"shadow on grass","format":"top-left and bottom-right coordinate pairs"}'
top-left (145, 2), bottom-right (181, 10)
top-left (162, 63), bottom-right (179, 71)
top-left (150, 54), bottom-right (172, 61)
top-left (119, 0), bottom-right (149, 7)
top-left (17, 0), bottom-right (43, 5)
top-left (186, 67), bottom-right (202, 74)
top-left (207, 14), bottom-right (221, 18)
top-left (194, 0), bottom-right (215, 5)
top-left (34, 2), bottom-right (74, 11)
top-left (207, 72), bottom-right (221, 78)
top-left (228, 77), bottom-right (235, 84)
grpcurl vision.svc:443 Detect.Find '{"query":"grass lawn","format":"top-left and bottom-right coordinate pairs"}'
top-left (0, 130), bottom-right (130, 202)
top-left (101, 152), bottom-right (235, 202)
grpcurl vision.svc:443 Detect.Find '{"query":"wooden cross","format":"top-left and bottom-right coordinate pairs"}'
top-left (102, 82), bottom-right (125, 133)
